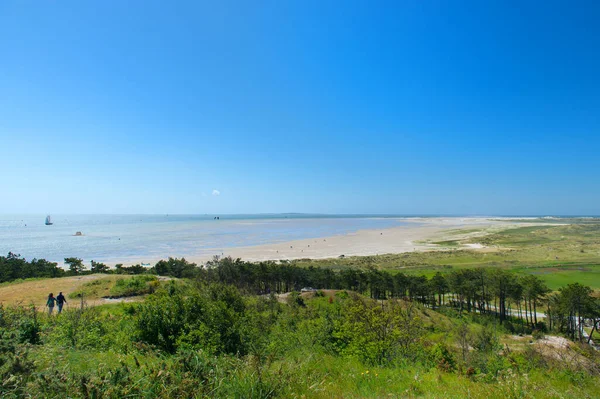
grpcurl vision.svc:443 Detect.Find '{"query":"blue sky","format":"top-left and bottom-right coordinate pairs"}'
top-left (1, 1), bottom-right (599, 215)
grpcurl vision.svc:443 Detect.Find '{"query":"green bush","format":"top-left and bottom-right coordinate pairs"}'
top-left (472, 325), bottom-right (500, 353)
top-left (18, 318), bottom-right (40, 345)
top-left (286, 292), bottom-right (306, 307)
top-left (332, 297), bottom-right (424, 365)
top-left (134, 283), bottom-right (248, 354)
top-left (109, 275), bottom-right (158, 297)
top-left (50, 307), bottom-right (126, 350)
top-left (429, 343), bottom-right (456, 371)
top-left (17, 306), bottom-right (40, 345)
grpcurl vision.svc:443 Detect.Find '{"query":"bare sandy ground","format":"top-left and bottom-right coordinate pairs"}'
top-left (180, 217), bottom-right (527, 264)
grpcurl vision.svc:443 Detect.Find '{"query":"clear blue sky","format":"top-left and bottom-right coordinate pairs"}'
top-left (1, 1), bottom-right (599, 215)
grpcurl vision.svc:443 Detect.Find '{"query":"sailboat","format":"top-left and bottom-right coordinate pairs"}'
top-left (45, 215), bottom-right (53, 225)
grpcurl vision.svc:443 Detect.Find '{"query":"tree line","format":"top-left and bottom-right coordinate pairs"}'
top-left (0, 253), bottom-right (157, 281)
top-left (197, 257), bottom-right (600, 342)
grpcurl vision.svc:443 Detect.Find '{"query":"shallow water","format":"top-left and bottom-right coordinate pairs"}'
top-left (0, 214), bottom-right (406, 265)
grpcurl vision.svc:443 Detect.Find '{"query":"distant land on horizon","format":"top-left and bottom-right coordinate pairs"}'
top-left (2, 213), bottom-right (600, 219)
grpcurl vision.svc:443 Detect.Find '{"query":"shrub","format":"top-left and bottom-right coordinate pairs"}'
top-left (51, 307), bottom-right (122, 350)
top-left (17, 307), bottom-right (40, 345)
top-left (472, 325), bottom-right (500, 353)
top-left (134, 284), bottom-right (248, 354)
top-left (109, 275), bottom-right (158, 297)
top-left (429, 343), bottom-right (456, 372)
top-left (18, 318), bottom-right (40, 345)
top-left (532, 329), bottom-right (545, 340)
top-left (286, 292), bottom-right (306, 308)
top-left (332, 297), bottom-right (424, 365)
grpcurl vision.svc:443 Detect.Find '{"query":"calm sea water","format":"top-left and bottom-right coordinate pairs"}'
top-left (0, 214), bottom-right (406, 265)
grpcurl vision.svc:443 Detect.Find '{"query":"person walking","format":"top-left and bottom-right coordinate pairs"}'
top-left (56, 292), bottom-right (67, 314)
top-left (46, 293), bottom-right (56, 315)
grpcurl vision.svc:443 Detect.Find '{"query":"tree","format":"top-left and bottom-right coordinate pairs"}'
top-left (64, 257), bottom-right (85, 275)
top-left (554, 283), bottom-right (595, 341)
top-left (430, 272), bottom-right (448, 307)
top-left (586, 299), bottom-right (600, 344)
top-left (152, 257), bottom-right (198, 278)
top-left (90, 260), bottom-right (110, 274)
top-left (0, 253), bottom-right (65, 282)
top-left (488, 269), bottom-right (517, 322)
top-left (522, 275), bottom-right (550, 328)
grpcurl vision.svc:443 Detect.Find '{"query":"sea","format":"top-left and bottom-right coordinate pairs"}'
top-left (0, 214), bottom-right (407, 266)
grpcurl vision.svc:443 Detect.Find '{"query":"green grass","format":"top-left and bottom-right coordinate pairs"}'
top-left (431, 240), bottom-right (461, 247)
top-left (32, 346), bottom-right (134, 373)
top-left (27, 311), bottom-right (600, 399)
top-left (69, 275), bottom-right (159, 299)
top-left (109, 275), bottom-right (158, 297)
top-left (514, 264), bottom-right (600, 290)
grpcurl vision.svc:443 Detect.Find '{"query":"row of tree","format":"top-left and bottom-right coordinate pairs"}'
top-left (0, 253), bottom-right (159, 281)
top-left (0, 252), bottom-right (65, 282)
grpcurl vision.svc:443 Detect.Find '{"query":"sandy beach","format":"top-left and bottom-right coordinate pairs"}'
top-left (180, 217), bottom-right (527, 265)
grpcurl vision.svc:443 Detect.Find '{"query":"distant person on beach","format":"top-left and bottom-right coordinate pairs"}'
top-left (56, 292), bottom-right (67, 313)
top-left (46, 293), bottom-right (56, 315)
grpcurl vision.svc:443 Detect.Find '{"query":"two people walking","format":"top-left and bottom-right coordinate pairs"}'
top-left (46, 292), bottom-right (67, 315)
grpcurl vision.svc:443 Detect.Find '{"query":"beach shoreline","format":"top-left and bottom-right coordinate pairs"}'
top-left (114, 217), bottom-right (534, 266)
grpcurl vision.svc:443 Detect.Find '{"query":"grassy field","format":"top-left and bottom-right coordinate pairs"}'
top-left (0, 274), bottom-right (151, 307)
top-left (69, 274), bottom-right (160, 299)
top-left (292, 221), bottom-right (600, 290)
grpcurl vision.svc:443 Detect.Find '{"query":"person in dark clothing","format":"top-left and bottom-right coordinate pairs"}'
top-left (56, 292), bottom-right (67, 314)
top-left (46, 293), bottom-right (56, 315)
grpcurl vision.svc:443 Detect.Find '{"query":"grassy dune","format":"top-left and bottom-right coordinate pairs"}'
top-left (5, 289), bottom-right (599, 399)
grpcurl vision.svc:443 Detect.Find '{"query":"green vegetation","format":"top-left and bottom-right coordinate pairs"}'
top-left (109, 275), bottom-right (160, 297)
top-left (68, 277), bottom-right (113, 299)
top-left (64, 257), bottom-right (86, 275)
top-left (69, 275), bottom-right (160, 299)
top-left (2, 220), bottom-right (600, 397)
top-left (0, 252), bottom-right (65, 282)
top-left (1, 274), bottom-right (599, 398)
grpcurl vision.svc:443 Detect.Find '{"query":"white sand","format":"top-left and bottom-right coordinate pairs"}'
top-left (182, 217), bottom-right (519, 264)
top-left (464, 243), bottom-right (485, 249)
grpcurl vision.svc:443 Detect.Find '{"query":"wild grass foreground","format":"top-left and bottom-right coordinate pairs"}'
top-left (1, 260), bottom-right (600, 398)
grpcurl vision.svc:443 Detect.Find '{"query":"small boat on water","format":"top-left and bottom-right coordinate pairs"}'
top-left (45, 215), bottom-right (53, 225)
